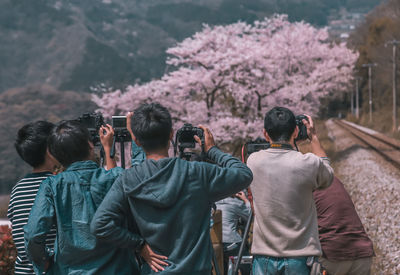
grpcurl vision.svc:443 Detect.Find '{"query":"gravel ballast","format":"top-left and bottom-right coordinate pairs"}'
top-left (325, 119), bottom-right (400, 274)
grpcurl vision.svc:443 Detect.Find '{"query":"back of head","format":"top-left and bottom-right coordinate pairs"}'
top-left (15, 121), bottom-right (55, 168)
top-left (131, 103), bottom-right (172, 152)
top-left (264, 106), bottom-right (296, 142)
top-left (48, 120), bottom-right (91, 168)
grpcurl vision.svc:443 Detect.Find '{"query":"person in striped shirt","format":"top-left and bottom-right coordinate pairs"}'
top-left (7, 121), bottom-right (58, 275)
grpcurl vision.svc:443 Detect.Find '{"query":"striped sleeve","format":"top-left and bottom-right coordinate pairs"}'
top-left (8, 174), bottom-right (56, 275)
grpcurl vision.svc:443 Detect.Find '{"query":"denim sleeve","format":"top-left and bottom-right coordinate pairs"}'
top-left (131, 140), bottom-right (146, 167)
top-left (200, 147), bottom-right (253, 202)
top-left (90, 176), bottom-right (144, 249)
top-left (24, 179), bottom-right (55, 274)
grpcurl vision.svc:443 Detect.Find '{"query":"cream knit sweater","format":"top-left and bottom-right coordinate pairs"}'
top-left (247, 148), bottom-right (334, 257)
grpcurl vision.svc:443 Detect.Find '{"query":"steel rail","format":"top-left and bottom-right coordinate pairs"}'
top-left (337, 120), bottom-right (400, 150)
top-left (333, 119), bottom-right (400, 170)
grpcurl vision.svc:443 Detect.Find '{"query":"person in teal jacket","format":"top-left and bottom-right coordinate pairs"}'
top-left (24, 120), bottom-right (161, 274)
top-left (91, 103), bottom-right (253, 274)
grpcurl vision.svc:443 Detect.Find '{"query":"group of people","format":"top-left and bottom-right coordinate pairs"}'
top-left (7, 103), bottom-right (374, 275)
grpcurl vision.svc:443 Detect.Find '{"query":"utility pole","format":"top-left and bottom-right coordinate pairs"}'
top-left (362, 63), bottom-right (377, 123)
top-left (355, 76), bottom-right (362, 119)
top-left (351, 83), bottom-right (354, 115)
top-left (385, 40), bottom-right (400, 132)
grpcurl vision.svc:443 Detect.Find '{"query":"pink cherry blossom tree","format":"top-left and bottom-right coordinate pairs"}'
top-left (93, 15), bottom-right (358, 148)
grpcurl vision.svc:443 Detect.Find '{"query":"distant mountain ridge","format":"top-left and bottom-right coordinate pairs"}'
top-left (0, 0), bottom-right (381, 93)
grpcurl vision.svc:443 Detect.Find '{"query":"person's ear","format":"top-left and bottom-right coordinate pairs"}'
top-left (87, 141), bottom-right (97, 160)
top-left (169, 129), bottom-right (174, 141)
top-left (293, 126), bottom-right (299, 140)
top-left (263, 129), bottom-right (272, 143)
top-left (46, 149), bottom-right (60, 166)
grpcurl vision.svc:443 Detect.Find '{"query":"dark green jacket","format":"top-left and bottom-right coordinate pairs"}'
top-left (24, 161), bottom-right (142, 274)
top-left (91, 147), bottom-right (253, 274)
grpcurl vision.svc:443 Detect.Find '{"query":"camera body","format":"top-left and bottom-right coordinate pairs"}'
top-left (246, 138), bottom-right (270, 156)
top-left (112, 116), bottom-right (131, 142)
top-left (77, 113), bottom-right (105, 145)
top-left (175, 123), bottom-right (205, 161)
top-left (176, 123), bottom-right (204, 149)
top-left (112, 116), bottom-right (127, 130)
top-left (295, 115), bottom-right (309, 142)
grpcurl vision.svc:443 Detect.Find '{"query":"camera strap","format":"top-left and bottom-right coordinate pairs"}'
top-left (269, 143), bottom-right (294, 150)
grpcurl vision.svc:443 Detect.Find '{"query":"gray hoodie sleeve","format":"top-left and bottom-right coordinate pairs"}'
top-left (90, 176), bottom-right (144, 249)
top-left (200, 146), bottom-right (253, 202)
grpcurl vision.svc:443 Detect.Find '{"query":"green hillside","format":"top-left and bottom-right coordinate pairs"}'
top-left (0, 0), bottom-right (382, 93)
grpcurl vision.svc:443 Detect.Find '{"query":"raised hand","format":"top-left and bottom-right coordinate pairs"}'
top-left (126, 112), bottom-right (136, 141)
top-left (99, 124), bottom-right (117, 169)
top-left (235, 191), bottom-right (249, 203)
top-left (301, 114), bottom-right (327, 158)
top-left (194, 125), bottom-right (216, 153)
top-left (302, 114), bottom-right (316, 141)
top-left (99, 124), bottom-right (115, 151)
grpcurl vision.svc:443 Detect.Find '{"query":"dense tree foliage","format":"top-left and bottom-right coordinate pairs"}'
top-left (95, 16), bottom-right (357, 146)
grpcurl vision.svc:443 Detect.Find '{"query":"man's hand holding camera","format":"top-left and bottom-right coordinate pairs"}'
top-left (194, 125), bottom-right (216, 153)
top-left (301, 115), bottom-right (327, 158)
top-left (126, 111), bottom-right (136, 141)
top-left (302, 115), bottom-right (316, 141)
top-left (99, 124), bottom-right (114, 150)
top-left (99, 124), bottom-right (117, 169)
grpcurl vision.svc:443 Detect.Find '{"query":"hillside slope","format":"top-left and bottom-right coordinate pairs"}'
top-left (0, 0), bottom-right (381, 93)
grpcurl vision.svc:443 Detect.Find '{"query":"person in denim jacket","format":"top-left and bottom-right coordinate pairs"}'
top-left (24, 120), bottom-right (161, 274)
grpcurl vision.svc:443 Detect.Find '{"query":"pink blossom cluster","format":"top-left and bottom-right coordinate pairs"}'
top-left (93, 15), bottom-right (358, 144)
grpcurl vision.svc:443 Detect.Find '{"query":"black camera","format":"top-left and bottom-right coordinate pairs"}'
top-left (112, 116), bottom-right (127, 130)
top-left (77, 113), bottom-right (105, 145)
top-left (112, 116), bottom-right (131, 142)
top-left (295, 115), bottom-right (309, 141)
top-left (174, 123), bottom-right (204, 160)
top-left (176, 123), bottom-right (204, 149)
top-left (246, 138), bottom-right (270, 156)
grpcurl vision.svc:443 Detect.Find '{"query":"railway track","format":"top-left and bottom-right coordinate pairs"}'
top-left (333, 119), bottom-right (400, 170)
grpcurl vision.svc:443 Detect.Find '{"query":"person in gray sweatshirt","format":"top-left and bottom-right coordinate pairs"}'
top-left (247, 106), bottom-right (334, 275)
top-left (90, 102), bottom-right (253, 274)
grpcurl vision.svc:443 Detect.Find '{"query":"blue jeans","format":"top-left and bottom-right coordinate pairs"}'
top-left (252, 255), bottom-right (310, 275)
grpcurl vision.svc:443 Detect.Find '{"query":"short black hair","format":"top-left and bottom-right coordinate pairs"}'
top-left (48, 120), bottom-right (91, 167)
top-left (15, 121), bottom-right (55, 168)
top-left (264, 106), bottom-right (296, 142)
top-left (131, 103), bottom-right (172, 152)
